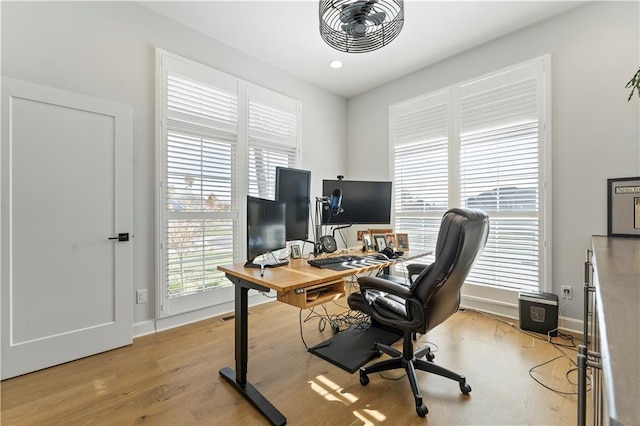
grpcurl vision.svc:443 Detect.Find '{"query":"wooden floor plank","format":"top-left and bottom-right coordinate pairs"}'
top-left (1, 302), bottom-right (578, 425)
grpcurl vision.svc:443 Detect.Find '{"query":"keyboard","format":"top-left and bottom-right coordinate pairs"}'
top-left (308, 255), bottom-right (365, 268)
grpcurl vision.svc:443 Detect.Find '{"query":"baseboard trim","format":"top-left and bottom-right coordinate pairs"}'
top-left (132, 291), bottom-right (274, 339)
top-left (133, 291), bottom-right (584, 340)
top-left (133, 320), bottom-right (156, 338)
top-left (460, 293), bottom-right (583, 337)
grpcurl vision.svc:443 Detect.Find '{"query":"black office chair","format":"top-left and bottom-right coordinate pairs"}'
top-left (347, 208), bottom-right (489, 417)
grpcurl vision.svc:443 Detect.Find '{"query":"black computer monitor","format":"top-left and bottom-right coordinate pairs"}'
top-left (246, 196), bottom-right (286, 264)
top-left (275, 167), bottom-right (311, 241)
top-left (321, 180), bottom-right (392, 225)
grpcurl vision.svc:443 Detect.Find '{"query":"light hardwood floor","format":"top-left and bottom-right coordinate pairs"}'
top-left (1, 300), bottom-right (580, 425)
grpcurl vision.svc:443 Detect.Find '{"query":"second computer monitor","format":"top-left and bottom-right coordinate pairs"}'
top-left (246, 196), bottom-right (286, 263)
top-left (275, 167), bottom-right (311, 241)
top-left (321, 179), bottom-right (392, 225)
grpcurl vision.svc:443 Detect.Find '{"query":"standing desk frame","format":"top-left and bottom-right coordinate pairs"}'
top-left (217, 249), bottom-right (427, 425)
top-left (218, 275), bottom-right (285, 425)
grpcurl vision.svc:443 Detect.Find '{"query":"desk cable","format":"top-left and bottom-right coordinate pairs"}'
top-left (298, 304), bottom-right (370, 350)
top-left (459, 307), bottom-right (589, 396)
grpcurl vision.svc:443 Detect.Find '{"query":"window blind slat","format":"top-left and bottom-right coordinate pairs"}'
top-left (392, 59), bottom-right (546, 294)
top-left (460, 67), bottom-right (540, 292)
top-left (248, 144), bottom-right (295, 199)
top-left (248, 99), bottom-right (298, 147)
top-left (160, 55), bottom-right (300, 309)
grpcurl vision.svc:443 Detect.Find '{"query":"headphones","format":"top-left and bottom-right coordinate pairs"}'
top-left (380, 246), bottom-right (396, 259)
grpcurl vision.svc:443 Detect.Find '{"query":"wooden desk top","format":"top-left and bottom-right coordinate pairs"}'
top-left (218, 248), bottom-right (430, 293)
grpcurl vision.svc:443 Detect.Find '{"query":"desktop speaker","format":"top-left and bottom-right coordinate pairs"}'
top-left (518, 292), bottom-right (558, 337)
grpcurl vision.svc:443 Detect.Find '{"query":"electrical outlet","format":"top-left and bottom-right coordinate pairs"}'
top-left (561, 286), bottom-right (572, 300)
top-left (136, 289), bottom-right (148, 304)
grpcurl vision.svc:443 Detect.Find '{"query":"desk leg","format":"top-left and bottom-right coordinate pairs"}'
top-left (219, 281), bottom-right (286, 426)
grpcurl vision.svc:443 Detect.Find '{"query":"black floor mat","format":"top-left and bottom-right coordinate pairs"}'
top-left (308, 325), bottom-right (401, 373)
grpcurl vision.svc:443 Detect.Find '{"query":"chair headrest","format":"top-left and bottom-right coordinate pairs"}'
top-left (411, 208), bottom-right (489, 294)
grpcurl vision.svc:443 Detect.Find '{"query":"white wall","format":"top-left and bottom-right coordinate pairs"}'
top-left (346, 1), bottom-right (640, 322)
top-left (3, 1), bottom-right (638, 329)
top-left (1, 1), bottom-right (348, 325)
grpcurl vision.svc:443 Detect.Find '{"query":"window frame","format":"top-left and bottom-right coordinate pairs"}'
top-left (390, 56), bottom-right (552, 296)
top-left (155, 49), bottom-right (301, 318)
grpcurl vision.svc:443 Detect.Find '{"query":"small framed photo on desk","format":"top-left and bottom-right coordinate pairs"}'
top-left (291, 244), bottom-right (302, 259)
top-left (362, 232), bottom-right (376, 252)
top-left (396, 233), bottom-right (409, 250)
top-left (373, 234), bottom-right (387, 251)
top-left (385, 233), bottom-right (396, 249)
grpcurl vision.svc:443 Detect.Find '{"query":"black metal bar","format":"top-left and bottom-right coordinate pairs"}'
top-left (218, 275), bottom-right (286, 426)
top-left (236, 283), bottom-right (248, 385)
top-left (219, 367), bottom-right (286, 426)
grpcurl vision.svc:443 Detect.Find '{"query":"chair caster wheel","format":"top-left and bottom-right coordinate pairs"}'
top-left (460, 382), bottom-right (472, 394)
top-left (359, 370), bottom-right (369, 386)
top-left (426, 351), bottom-right (435, 362)
top-left (416, 403), bottom-right (428, 417)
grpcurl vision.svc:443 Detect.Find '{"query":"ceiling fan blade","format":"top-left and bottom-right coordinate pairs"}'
top-left (339, 1), bottom-right (367, 23)
top-left (365, 11), bottom-right (386, 25)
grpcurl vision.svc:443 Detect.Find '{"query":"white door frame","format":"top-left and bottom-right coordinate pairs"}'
top-left (1, 77), bottom-right (133, 379)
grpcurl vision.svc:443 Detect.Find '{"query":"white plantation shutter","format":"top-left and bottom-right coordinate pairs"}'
top-left (459, 67), bottom-right (541, 292)
top-left (247, 85), bottom-right (300, 200)
top-left (391, 58), bottom-right (548, 293)
top-left (392, 91), bottom-right (449, 265)
top-left (165, 132), bottom-right (238, 298)
top-left (248, 143), bottom-right (295, 198)
top-left (162, 55), bottom-right (240, 308)
top-left (158, 51), bottom-right (300, 316)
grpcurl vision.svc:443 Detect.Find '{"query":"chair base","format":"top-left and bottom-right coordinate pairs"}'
top-left (359, 338), bottom-right (471, 417)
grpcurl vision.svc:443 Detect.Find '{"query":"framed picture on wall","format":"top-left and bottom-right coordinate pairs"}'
top-left (607, 176), bottom-right (640, 237)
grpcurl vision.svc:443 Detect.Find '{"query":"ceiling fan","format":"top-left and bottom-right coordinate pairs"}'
top-left (319, 0), bottom-right (404, 53)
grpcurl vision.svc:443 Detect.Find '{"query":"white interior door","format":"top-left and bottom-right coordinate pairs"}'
top-left (1, 78), bottom-right (133, 379)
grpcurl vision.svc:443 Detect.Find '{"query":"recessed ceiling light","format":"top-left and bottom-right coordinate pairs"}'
top-left (329, 60), bottom-right (343, 69)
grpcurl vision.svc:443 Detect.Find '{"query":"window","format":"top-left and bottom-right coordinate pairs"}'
top-left (247, 87), bottom-right (299, 199)
top-left (157, 51), bottom-right (300, 316)
top-left (391, 57), bottom-right (550, 294)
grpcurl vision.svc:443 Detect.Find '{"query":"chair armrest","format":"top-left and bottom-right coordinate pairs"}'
top-left (406, 263), bottom-right (433, 285)
top-left (406, 263), bottom-right (428, 275)
top-left (357, 276), bottom-right (413, 299)
top-left (357, 276), bottom-right (424, 330)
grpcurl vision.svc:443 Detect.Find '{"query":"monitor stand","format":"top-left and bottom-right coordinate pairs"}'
top-left (244, 252), bottom-right (289, 276)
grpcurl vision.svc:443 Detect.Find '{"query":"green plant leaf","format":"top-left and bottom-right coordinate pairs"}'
top-left (626, 67), bottom-right (640, 101)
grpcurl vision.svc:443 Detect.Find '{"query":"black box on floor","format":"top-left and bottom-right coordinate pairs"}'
top-left (518, 292), bottom-right (558, 337)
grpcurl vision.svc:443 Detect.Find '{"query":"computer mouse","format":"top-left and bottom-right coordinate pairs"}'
top-left (376, 253), bottom-right (390, 260)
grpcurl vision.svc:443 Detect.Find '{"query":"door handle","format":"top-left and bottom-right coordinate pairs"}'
top-left (108, 233), bottom-right (129, 242)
